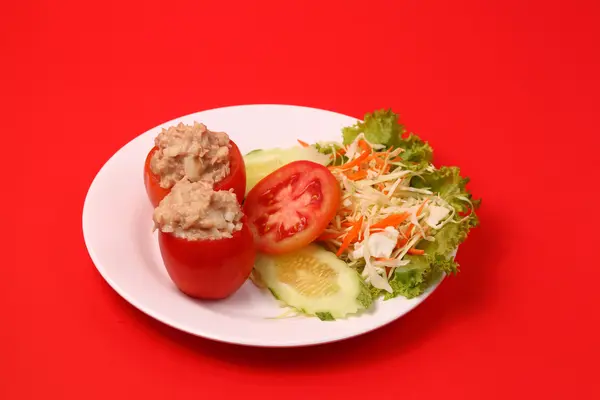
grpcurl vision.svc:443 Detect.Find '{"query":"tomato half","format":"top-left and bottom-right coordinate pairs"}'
top-left (243, 160), bottom-right (341, 254)
top-left (158, 218), bottom-right (256, 299)
top-left (143, 140), bottom-right (246, 207)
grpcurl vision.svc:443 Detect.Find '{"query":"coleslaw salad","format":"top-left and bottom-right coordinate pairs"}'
top-left (311, 109), bottom-right (480, 300)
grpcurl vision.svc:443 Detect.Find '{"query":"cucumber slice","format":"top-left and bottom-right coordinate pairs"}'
top-left (254, 244), bottom-right (373, 320)
top-left (243, 146), bottom-right (330, 195)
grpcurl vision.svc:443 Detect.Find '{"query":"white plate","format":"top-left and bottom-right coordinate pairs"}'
top-left (82, 104), bottom-right (444, 347)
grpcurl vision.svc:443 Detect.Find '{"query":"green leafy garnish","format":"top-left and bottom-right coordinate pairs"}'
top-left (382, 254), bottom-right (456, 300)
top-left (316, 312), bottom-right (336, 321)
top-left (314, 142), bottom-right (340, 154)
top-left (412, 166), bottom-right (480, 213)
top-left (396, 134), bottom-right (433, 170)
top-left (314, 142), bottom-right (347, 166)
top-left (343, 109), bottom-right (404, 147)
top-left (422, 213), bottom-right (479, 257)
top-left (342, 109), bottom-right (433, 170)
top-left (376, 167), bottom-right (480, 300)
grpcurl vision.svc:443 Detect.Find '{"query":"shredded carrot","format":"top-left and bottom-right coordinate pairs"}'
top-left (370, 213), bottom-right (410, 230)
top-left (330, 147), bottom-right (348, 160)
top-left (358, 139), bottom-right (371, 152)
top-left (339, 155), bottom-right (369, 170)
top-left (396, 238), bottom-right (408, 248)
top-left (377, 183), bottom-right (385, 191)
top-left (404, 224), bottom-right (414, 238)
top-left (297, 139), bottom-right (309, 147)
top-left (417, 199), bottom-right (429, 216)
top-left (345, 170), bottom-right (368, 180)
top-left (336, 217), bottom-right (363, 256)
top-left (335, 140), bottom-right (371, 170)
top-left (407, 248), bottom-right (425, 255)
top-left (341, 221), bottom-right (353, 227)
top-left (401, 200), bottom-right (429, 240)
top-left (366, 155), bottom-right (385, 167)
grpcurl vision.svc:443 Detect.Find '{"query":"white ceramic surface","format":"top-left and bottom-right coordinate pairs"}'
top-left (82, 104), bottom-right (443, 347)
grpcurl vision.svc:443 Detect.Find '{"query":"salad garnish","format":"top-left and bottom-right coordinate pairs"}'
top-left (241, 109), bottom-right (481, 320)
top-left (312, 109), bottom-right (480, 300)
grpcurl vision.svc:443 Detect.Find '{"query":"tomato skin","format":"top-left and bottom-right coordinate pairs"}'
top-left (243, 160), bottom-right (341, 255)
top-left (214, 140), bottom-right (246, 204)
top-left (143, 140), bottom-right (246, 207)
top-left (143, 147), bottom-right (171, 208)
top-left (158, 218), bottom-right (256, 299)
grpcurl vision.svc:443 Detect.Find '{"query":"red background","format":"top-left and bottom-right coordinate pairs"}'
top-left (2, 0), bottom-right (599, 399)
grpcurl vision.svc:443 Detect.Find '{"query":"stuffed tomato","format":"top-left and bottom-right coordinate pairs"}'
top-left (153, 178), bottom-right (255, 299)
top-left (144, 122), bottom-right (246, 207)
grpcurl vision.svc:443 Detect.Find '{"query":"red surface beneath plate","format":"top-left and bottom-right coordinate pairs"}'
top-left (1, 0), bottom-right (599, 399)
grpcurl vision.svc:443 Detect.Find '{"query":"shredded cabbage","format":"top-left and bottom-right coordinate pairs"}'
top-left (317, 123), bottom-right (479, 298)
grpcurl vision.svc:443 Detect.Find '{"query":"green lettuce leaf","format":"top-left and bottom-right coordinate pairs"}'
top-left (342, 109), bottom-right (433, 168)
top-left (396, 134), bottom-right (433, 170)
top-left (420, 213), bottom-right (479, 257)
top-left (342, 109), bottom-right (404, 147)
top-left (412, 166), bottom-right (481, 213)
top-left (383, 254), bottom-right (456, 300)
top-left (413, 166), bottom-right (481, 257)
top-left (314, 142), bottom-right (341, 155)
top-left (314, 142), bottom-right (347, 166)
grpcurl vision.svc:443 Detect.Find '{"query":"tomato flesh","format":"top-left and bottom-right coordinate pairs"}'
top-left (244, 161), bottom-right (341, 254)
top-left (158, 218), bottom-right (256, 299)
top-left (254, 175), bottom-right (322, 240)
top-left (143, 140), bottom-right (246, 208)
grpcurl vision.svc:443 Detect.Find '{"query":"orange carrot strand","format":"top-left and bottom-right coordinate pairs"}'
top-left (336, 217), bottom-right (363, 256)
top-left (396, 238), bottom-right (408, 249)
top-left (335, 140), bottom-right (371, 170)
top-left (370, 213), bottom-right (410, 230)
top-left (417, 199), bottom-right (429, 216)
top-left (407, 248), bottom-right (425, 255)
top-left (345, 170), bottom-right (368, 180)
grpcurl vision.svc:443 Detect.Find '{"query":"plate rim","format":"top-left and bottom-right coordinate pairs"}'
top-left (82, 103), bottom-right (446, 348)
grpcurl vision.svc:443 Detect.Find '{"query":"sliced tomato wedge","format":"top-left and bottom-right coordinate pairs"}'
top-left (244, 161), bottom-right (341, 254)
top-left (143, 140), bottom-right (246, 207)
